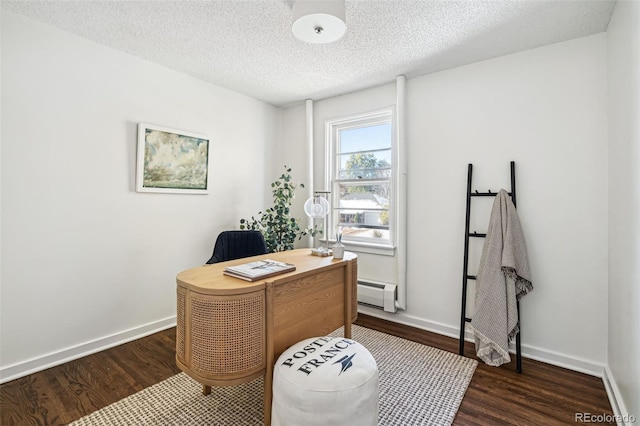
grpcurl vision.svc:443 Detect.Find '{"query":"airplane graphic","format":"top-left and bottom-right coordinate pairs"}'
top-left (332, 353), bottom-right (356, 375)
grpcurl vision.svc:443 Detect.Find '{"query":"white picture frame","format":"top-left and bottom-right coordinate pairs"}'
top-left (136, 123), bottom-right (210, 194)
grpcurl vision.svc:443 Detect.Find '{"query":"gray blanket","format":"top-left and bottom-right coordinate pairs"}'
top-left (470, 189), bottom-right (533, 366)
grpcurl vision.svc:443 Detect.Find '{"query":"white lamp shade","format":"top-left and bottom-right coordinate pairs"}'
top-left (304, 196), bottom-right (330, 218)
top-left (292, 1), bottom-right (346, 44)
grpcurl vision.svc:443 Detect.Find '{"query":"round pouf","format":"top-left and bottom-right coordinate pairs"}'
top-left (271, 336), bottom-right (379, 426)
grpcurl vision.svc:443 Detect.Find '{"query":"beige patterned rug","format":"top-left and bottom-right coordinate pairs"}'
top-left (71, 325), bottom-right (477, 426)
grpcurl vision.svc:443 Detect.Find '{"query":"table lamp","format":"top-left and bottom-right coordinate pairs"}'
top-left (304, 191), bottom-right (331, 255)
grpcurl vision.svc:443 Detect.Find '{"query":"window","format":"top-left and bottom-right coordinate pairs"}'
top-left (326, 109), bottom-right (395, 247)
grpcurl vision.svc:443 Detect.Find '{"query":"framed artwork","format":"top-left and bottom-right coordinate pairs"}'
top-left (136, 123), bottom-right (210, 194)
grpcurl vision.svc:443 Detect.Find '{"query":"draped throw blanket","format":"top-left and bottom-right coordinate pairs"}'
top-left (470, 189), bottom-right (532, 366)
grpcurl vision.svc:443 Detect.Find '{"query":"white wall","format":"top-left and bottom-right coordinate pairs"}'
top-left (276, 103), bottom-right (312, 246)
top-left (405, 34), bottom-right (609, 373)
top-left (607, 0), bottom-right (640, 421)
top-left (0, 11), bottom-right (278, 381)
top-left (284, 34), bottom-right (610, 375)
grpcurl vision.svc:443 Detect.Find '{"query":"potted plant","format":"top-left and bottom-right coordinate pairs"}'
top-left (240, 166), bottom-right (319, 252)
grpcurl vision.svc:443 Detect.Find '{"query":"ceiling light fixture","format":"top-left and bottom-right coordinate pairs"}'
top-left (292, 0), bottom-right (346, 44)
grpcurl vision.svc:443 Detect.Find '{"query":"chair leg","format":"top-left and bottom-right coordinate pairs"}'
top-left (203, 384), bottom-right (211, 395)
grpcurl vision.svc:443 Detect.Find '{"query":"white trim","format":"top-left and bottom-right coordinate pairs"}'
top-left (306, 99), bottom-right (315, 247)
top-left (603, 365), bottom-right (634, 426)
top-left (395, 75), bottom-right (407, 310)
top-left (0, 316), bottom-right (177, 384)
top-left (342, 241), bottom-right (396, 256)
top-left (503, 339), bottom-right (605, 378)
top-left (357, 306), bottom-right (607, 377)
top-left (325, 107), bottom-right (396, 245)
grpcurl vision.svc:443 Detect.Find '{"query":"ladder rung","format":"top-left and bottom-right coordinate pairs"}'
top-left (464, 317), bottom-right (472, 323)
top-left (469, 232), bottom-right (486, 237)
top-left (470, 191), bottom-right (512, 197)
top-left (466, 275), bottom-right (477, 280)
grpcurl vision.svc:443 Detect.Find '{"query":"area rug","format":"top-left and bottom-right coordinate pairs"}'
top-left (70, 325), bottom-right (477, 426)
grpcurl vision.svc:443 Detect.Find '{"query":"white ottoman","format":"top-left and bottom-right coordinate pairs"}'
top-left (271, 336), bottom-right (379, 426)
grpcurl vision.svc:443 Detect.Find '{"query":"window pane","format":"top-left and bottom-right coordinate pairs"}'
top-left (338, 123), bottom-right (392, 154)
top-left (341, 227), bottom-right (390, 241)
top-left (337, 183), bottom-right (390, 234)
top-left (338, 210), bottom-right (388, 229)
top-left (338, 182), bottom-right (390, 202)
top-left (337, 151), bottom-right (391, 179)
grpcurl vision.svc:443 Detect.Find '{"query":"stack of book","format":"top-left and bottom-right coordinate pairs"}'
top-left (223, 259), bottom-right (296, 281)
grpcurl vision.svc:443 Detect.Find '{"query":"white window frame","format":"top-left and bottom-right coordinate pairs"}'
top-left (325, 107), bottom-right (396, 251)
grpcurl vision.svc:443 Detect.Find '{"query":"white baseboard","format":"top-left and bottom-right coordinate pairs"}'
top-left (0, 316), bottom-right (177, 384)
top-left (357, 306), bottom-right (605, 376)
top-left (603, 365), bottom-right (635, 426)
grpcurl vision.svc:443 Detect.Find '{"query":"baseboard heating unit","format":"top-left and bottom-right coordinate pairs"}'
top-left (357, 280), bottom-right (398, 313)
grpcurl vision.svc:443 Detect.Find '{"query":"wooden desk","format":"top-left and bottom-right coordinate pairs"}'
top-left (175, 249), bottom-right (357, 425)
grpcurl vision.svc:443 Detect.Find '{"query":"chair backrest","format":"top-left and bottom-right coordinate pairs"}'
top-left (205, 230), bottom-right (268, 264)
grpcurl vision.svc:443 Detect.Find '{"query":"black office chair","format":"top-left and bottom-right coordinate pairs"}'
top-left (205, 230), bottom-right (268, 264)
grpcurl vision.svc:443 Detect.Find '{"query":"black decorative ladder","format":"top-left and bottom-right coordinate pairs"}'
top-left (459, 161), bottom-right (522, 373)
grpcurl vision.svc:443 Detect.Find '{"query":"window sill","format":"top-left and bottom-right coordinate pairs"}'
top-left (325, 239), bottom-right (396, 256)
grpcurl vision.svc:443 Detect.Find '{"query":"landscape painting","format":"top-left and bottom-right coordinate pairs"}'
top-left (136, 123), bottom-right (209, 194)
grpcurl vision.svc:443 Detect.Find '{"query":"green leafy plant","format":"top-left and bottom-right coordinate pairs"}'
top-left (240, 166), bottom-right (320, 252)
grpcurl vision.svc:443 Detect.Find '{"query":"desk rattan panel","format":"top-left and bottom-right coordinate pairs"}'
top-left (176, 289), bottom-right (265, 385)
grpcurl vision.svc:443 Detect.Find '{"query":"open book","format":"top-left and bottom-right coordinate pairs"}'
top-left (223, 259), bottom-right (296, 282)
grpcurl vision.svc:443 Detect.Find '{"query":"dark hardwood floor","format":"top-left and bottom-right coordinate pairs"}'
top-left (356, 315), bottom-right (614, 426)
top-left (1, 314), bottom-right (614, 425)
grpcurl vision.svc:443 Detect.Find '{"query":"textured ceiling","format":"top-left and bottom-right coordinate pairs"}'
top-left (2, 0), bottom-right (616, 107)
